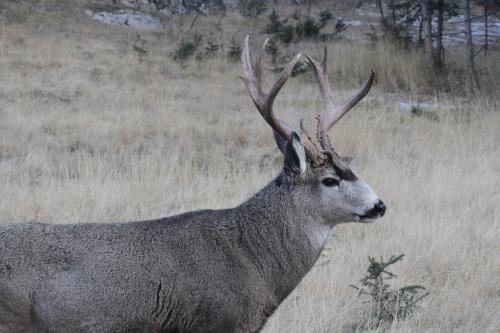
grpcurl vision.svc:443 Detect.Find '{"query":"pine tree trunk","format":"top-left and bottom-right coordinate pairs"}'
top-left (390, 0), bottom-right (396, 27)
top-left (418, 18), bottom-right (423, 45)
top-left (419, 0), bottom-right (434, 67)
top-left (464, 0), bottom-right (475, 82)
top-left (376, 0), bottom-right (386, 28)
top-left (435, 0), bottom-right (444, 70)
top-left (484, 5), bottom-right (488, 55)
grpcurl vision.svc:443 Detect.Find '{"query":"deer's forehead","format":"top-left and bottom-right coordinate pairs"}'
top-left (309, 162), bottom-right (358, 181)
top-left (305, 165), bottom-right (337, 180)
top-left (331, 163), bottom-right (358, 181)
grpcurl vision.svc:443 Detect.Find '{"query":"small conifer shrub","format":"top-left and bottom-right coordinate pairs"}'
top-left (227, 37), bottom-right (242, 62)
top-left (172, 34), bottom-right (203, 62)
top-left (351, 254), bottom-right (429, 329)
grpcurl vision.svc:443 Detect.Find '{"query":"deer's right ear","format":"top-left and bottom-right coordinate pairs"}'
top-left (284, 132), bottom-right (307, 176)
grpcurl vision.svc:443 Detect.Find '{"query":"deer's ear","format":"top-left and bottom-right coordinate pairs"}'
top-left (274, 119), bottom-right (297, 155)
top-left (273, 130), bottom-right (287, 154)
top-left (284, 132), bottom-right (307, 175)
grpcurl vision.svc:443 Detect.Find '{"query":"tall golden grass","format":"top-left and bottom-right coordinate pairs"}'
top-left (0, 4), bottom-right (499, 332)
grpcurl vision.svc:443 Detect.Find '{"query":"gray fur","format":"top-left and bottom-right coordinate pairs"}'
top-left (0, 137), bottom-right (383, 333)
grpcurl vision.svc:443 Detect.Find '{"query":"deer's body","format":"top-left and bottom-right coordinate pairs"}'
top-left (0, 179), bottom-right (327, 333)
top-left (0, 37), bottom-right (386, 333)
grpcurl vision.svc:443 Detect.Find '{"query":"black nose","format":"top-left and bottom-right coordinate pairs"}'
top-left (372, 200), bottom-right (386, 217)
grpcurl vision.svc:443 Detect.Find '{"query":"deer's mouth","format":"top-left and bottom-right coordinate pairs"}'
top-left (354, 210), bottom-right (385, 223)
top-left (356, 215), bottom-right (380, 223)
top-left (354, 214), bottom-right (379, 223)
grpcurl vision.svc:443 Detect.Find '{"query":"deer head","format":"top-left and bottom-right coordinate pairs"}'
top-left (240, 36), bottom-right (385, 225)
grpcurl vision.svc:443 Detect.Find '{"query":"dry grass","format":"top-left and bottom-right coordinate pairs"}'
top-left (0, 4), bottom-right (499, 332)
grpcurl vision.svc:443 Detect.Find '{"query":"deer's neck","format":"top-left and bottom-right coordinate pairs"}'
top-left (235, 175), bottom-right (331, 302)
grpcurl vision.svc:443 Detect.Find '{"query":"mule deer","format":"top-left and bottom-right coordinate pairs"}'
top-left (0, 36), bottom-right (385, 333)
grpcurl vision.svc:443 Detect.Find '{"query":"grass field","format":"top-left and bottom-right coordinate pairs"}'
top-left (0, 2), bottom-right (499, 332)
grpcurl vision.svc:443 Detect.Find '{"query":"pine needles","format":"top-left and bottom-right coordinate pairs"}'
top-left (351, 254), bottom-right (429, 330)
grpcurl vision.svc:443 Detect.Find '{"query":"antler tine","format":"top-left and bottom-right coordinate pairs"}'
top-left (240, 35), bottom-right (301, 141)
top-left (257, 38), bottom-right (269, 94)
top-left (305, 46), bottom-right (375, 151)
top-left (269, 53), bottom-right (302, 105)
top-left (240, 35), bottom-right (258, 101)
top-left (336, 69), bottom-right (375, 121)
top-left (304, 48), bottom-right (336, 151)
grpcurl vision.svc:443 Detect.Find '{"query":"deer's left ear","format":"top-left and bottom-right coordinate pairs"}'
top-left (284, 132), bottom-right (307, 175)
top-left (273, 119), bottom-right (298, 155)
top-left (273, 130), bottom-right (287, 155)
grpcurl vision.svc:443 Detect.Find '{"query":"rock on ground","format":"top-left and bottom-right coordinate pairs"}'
top-left (85, 9), bottom-right (162, 30)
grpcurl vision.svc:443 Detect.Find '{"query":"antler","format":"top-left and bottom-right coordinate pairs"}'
top-left (240, 35), bottom-right (325, 164)
top-left (305, 46), bottom-right (375, 152)
top-left (240, 35), bottom-right (300, 141)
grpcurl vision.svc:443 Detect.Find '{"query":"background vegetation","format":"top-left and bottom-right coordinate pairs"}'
top-left (0, 0), bottom-right (499, 332)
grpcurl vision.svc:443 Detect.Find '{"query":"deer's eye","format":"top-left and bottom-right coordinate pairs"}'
top-left (322, 178), bottom-right (339, 187)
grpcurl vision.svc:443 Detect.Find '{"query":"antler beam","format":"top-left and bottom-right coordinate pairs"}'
top-left (240, 35), bottom-right (325, 165)
top-left (240, 35), bottom-right (300, 141)
top-left (305, 46), bottom-right (375, 152)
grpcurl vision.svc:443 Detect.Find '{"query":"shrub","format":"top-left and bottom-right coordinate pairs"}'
top-left (239, 0), bottom-right (267, 18)
top-left (205, 38), bottom-right (221, 58)
top-left (265, 8), bottom-right (338, 43)
top-left (299, 17), bottom-right (322, 39)
top-left (133, 34), bottom-right (148, 62)
top-left (172, 34), bottom-right (203, 62)
top-left (335, 18), bottom-right (346, 34)
top-left (227, 37), bottom-right (242, 62)
top-left (265, 9), bottom-right (283, 35)
top-left (266, 37), bottom-right (280, 65)
top-left (265, 9), bottom-right (294, 44)
top-left (279, 25), bottom-right (294, 44)
top-left (351, 254), bottom-right (429, 329)
top-left (319, 9), bottom-right (333, 25)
